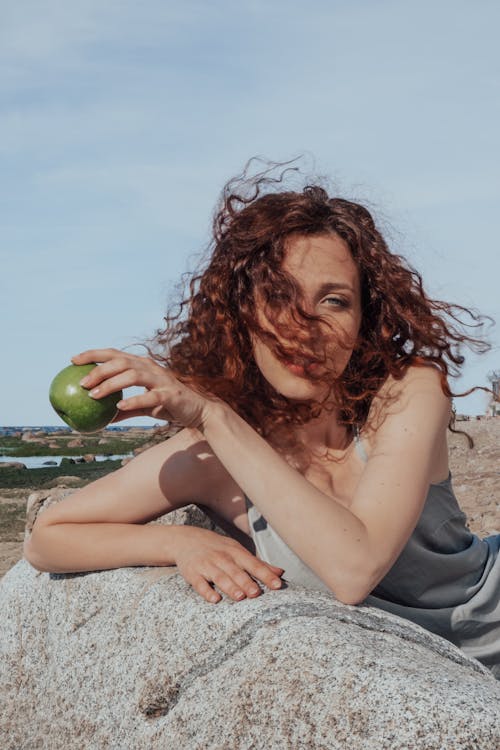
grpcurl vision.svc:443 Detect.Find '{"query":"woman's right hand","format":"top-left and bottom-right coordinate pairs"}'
top-left (172, 526), bottom-right (285, 604)
top-left (71, 348), bottom-right (217, 429)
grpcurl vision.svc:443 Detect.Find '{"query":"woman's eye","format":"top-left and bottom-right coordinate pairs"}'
top-left (323, 297), bottom-right (348, 308)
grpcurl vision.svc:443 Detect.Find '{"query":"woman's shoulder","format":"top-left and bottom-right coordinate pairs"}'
top-left (362, 364), bottom-right (452, 447)
top-left (371, 364), bottom-right (450, 416)
top-left (357, 364), bottom-right (452, 489)
top-left (380, 363), bottom-right (448, 397)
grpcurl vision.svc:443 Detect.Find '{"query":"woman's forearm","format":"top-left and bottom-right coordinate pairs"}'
top-left (201, 403), bottom-right (371, 602)
top-left (24, 522), bottom-right (180, 574)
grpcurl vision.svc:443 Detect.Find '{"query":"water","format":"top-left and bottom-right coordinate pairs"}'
top-left (0, 454), bottom-right (131, 469)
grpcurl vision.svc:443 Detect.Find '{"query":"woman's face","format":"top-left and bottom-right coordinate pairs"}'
top-left (251, 233), bottom-right (362, 401)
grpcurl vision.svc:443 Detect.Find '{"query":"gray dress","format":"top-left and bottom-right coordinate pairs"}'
top-left (244, 431), bottom-right (500, 679)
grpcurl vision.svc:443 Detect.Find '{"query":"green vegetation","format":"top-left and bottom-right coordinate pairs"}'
top-left (0, 432), bottom-right (150, 458)
top-left (0, 432), bottom-right (162, 564)
top-left (0, 460), bottom-right (123, 490)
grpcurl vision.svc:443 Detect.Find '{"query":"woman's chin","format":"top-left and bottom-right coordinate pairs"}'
top-left (275, 375), bottom-right (329, 402)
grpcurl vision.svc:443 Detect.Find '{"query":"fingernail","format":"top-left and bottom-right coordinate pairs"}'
top-left (89, 388), bottom-right (100, 397)
top-left (271, 580), bottom-right (282, 589)
top-left (79, 377), bottom-right (90, 386)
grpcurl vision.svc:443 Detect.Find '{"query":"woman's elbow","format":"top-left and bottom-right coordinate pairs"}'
top-left (324, 565), bottom-right (382, 606)
top-left (330, 585), bottom-right (370, 607)
top-left (23, 538), bottom-right (44, 572)
top-left (23, 530), bottom-right (55, 573)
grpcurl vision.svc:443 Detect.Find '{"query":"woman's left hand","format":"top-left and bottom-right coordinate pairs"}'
top-left (71, 348), bottom-right (217, 429)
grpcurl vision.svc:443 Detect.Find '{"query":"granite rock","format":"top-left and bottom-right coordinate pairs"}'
top-left (1, 511), bottom-right (499, 749)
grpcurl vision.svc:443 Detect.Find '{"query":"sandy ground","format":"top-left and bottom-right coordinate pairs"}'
top-left (446, 417), bottom-right (499, 537)
top-left (1, 418), bottom-right (498, 580)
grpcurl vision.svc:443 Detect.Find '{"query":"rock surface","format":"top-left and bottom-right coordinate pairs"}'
top-left (1, 494), bottom-right (500, 749)
top-left (67, 438), bottom-right (84, 448)
top-left (21, 431), bottom-right (42, 443)
top-left (1, 558), bottom-right (499, 749)
top-left (1, 421), bottom-right (499, 747)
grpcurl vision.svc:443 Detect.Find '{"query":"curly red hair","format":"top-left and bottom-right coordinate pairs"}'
top-left (142, 158), bottom-right (494, 450)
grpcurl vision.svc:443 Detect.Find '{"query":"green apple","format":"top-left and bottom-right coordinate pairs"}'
top-left (49, 363), bottom-right (123, 434)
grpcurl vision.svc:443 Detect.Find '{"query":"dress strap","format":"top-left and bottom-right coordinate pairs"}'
top-left (353, 425), bottom-right (369, 464)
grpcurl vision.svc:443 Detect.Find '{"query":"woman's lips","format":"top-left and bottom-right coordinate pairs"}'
top-left (285, 362), bottom-right (306, 375)
top-left (284, 360), bottom-right (321, 376)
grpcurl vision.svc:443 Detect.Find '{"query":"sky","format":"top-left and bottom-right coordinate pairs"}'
top-left (1, 0), bottom-right (499, 425)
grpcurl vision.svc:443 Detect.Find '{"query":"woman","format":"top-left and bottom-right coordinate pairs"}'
top-left (25, 160), bottom-right (499, 678)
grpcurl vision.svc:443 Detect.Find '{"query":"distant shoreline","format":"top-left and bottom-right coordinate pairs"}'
top-left (0, 425), bottom-right (158, 436)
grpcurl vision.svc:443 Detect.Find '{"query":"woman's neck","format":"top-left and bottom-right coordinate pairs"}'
top-left (295, 411), bottom-right (353, 455)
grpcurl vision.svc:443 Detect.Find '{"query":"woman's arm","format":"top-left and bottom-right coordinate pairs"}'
top-left (24, 427), bottom-right (284, 601)
top-left (24, 427), bottom-right (210, 571)
top-left (200, 365), bottom-right (452, 604)
top-left (25, 520), bottom-right (182, 574)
